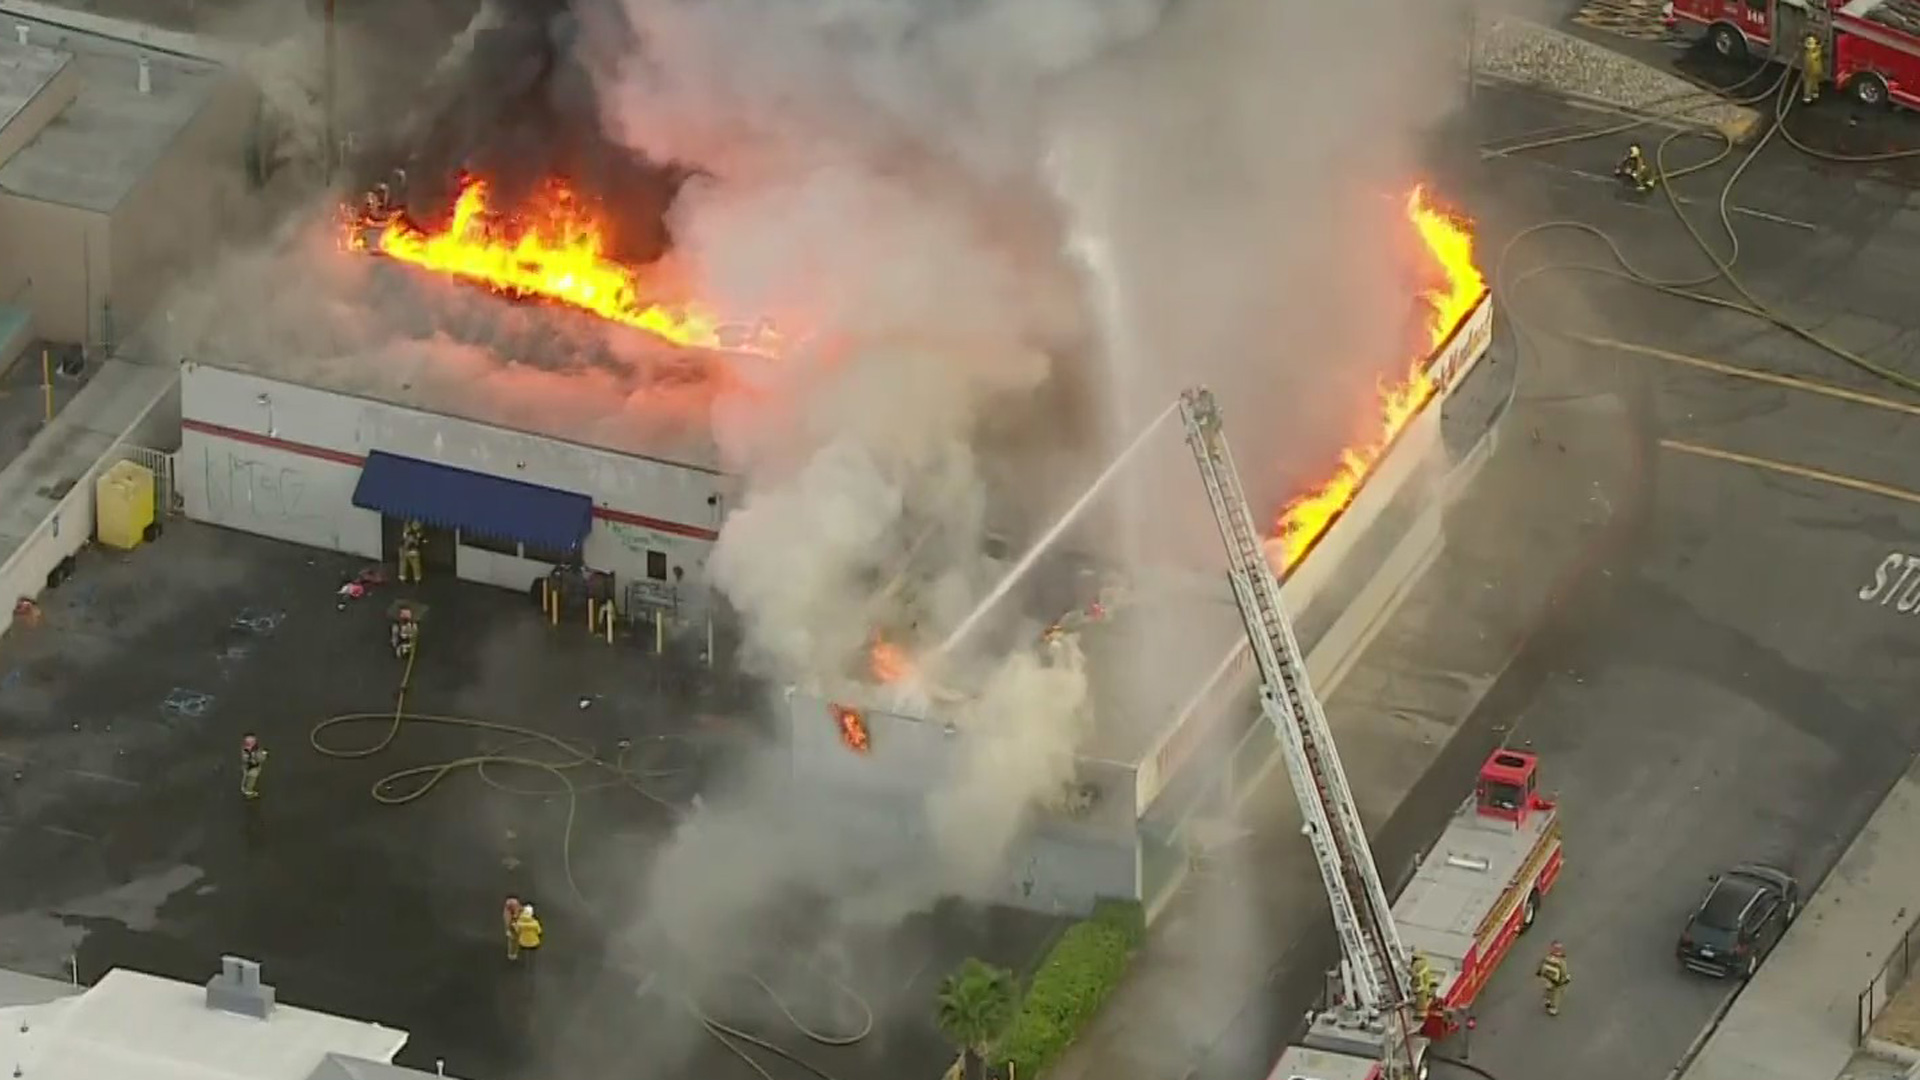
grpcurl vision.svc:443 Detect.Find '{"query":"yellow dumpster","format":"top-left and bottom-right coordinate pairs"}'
top-left (95, 459), bottom-right (156, 551)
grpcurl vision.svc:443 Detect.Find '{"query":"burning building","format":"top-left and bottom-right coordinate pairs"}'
top-left (174, 174), bottom-right (749, 607)
top-left (782, 188), bottom-right (1500, 921)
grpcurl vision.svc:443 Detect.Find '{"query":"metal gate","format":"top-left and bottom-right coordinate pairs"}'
top-left (100, 443), bottom-right (177, 520)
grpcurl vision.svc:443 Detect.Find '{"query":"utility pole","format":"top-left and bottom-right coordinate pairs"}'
top-left (323, 0), bottom-right (337, 184)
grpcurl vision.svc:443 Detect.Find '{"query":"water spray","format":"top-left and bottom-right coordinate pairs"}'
top-left (931, 397), bottom-right (1179, 660)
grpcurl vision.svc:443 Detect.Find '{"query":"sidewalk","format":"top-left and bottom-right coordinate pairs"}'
top-left (1682, 752), bottom-right (1920, 1080)
top-left (1048, 372), bottom-right (1640, 1080)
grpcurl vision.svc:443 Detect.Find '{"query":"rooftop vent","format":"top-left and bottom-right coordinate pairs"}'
top-left (13, 25), bottom-right (26, 46)
top-left (205, 956), bottom-right (276, 1020)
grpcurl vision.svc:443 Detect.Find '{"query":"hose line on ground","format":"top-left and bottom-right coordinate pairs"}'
top-left (1486, 60), bottom-right (1920, 397)
top-left (309, 633), bottom-right (875, 1080)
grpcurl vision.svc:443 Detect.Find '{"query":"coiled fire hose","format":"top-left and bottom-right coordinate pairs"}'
top-left (309, 631), bottom-right (874, 1080)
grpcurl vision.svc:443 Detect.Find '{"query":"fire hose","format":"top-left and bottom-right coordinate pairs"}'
top-left (309, 637), bottom-right (874, 1080)
top-left (1487, 55), bottom-right (1920, 398)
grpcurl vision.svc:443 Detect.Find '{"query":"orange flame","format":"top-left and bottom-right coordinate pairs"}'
top-left (1269, 185), bottom-right (1485, 569)
top-left (869, 637), bottom-right (913, 683)
top-left (350, 176), bottom-right (778, 356)
top-left (831, 704), bottom-right (873, 753)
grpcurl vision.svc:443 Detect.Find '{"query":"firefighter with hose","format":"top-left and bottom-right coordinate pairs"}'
top-left (238, 734), bottom-right (268, 801)
top-left (391, 606), bottom-right (420, 660)
top-left (1614, 144), bottom-right (1656, 194)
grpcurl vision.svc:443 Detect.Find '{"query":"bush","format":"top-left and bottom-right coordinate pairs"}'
top-left (994, 901), bottom-right (1144, 1078)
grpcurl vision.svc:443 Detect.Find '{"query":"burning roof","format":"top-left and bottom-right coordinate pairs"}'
top-left (345, 175), bottom-right (778, 357)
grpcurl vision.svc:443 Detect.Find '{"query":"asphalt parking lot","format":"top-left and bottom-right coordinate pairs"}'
top-left (1416, 80), bottom-right (1920, 1080)
top-left (0, 522), bottom-right (1060, 1080)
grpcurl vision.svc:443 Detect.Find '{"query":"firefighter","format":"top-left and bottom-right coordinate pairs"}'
top-left (398, 520), bottom-right (426, 583)
top-left (1536, 941), bottom-right (1571, 1016)
top-left (1802, 34), bottom-right (1825, 103)
top-left (391, 606), bottom-right (420, 660)
top-left (239, 734), bottom-right (268, 800)
top-left (511, 902), bottom-right (543, 963)
top-left (1615, 144), bottom-right (1655, 194)
top-left (503, 897), bottom-right (524, 960)
top-left (1409, 951), bottom-right (1440, 1017)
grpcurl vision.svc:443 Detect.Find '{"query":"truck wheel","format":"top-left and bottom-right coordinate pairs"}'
top-left (1852, 73), bottom-right (1889, 108)
top-left (1709, 23), bottom-right (1745, 59)
top-left (1520, 890), bottom-right (1540, 933)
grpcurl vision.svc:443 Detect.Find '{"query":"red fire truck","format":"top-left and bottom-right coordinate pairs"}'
top-left (1394, 748), bottom-right (1563, 1039)
top-left (1667, 0), bottom-right (1920, 110)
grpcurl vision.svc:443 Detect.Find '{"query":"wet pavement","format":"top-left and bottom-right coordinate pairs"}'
top-left (1424, 75), bottom-right (1920, 1080)
top-left (0, 522), bottom-right (1061, 1080)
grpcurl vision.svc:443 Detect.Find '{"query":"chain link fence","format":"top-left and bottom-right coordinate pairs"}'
top-left (1857, 905), bottom-right (1920, 1042)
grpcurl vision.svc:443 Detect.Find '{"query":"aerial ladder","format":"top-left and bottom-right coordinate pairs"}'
top-left (1177, 386), bottom-right (1427, 1080)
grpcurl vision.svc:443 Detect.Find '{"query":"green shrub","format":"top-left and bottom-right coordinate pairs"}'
top-left (994, 901), bottom-right (1144, 1078)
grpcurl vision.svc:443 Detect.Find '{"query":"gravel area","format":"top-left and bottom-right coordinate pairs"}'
top-left (1473, 16), bottom-right (1760, 137)
top-left (1872, 975), bottom-right (1920, 1051)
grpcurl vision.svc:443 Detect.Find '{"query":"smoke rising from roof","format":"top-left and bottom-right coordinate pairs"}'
top-left (575, 0), bottom-right (1477, 1029)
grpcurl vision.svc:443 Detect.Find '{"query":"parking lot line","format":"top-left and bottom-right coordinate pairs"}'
top-left (1578, 335), bottom-right (1920, 418)
top-left (1660, 439), bottom-right (1920, 507)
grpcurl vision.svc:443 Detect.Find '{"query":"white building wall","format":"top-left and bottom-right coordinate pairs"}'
top-left (177, 362), bottom-right (733, 598)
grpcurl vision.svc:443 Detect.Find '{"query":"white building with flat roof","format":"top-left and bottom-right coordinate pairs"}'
top-left (0, 957), bottom-right (452, 1080)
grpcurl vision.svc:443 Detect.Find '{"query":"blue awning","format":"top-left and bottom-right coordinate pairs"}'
top-left (351, 451), bottom-right (592, 554)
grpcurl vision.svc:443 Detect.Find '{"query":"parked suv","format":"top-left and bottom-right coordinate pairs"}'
top-left (1677, 863), bottom-right (1801, 979)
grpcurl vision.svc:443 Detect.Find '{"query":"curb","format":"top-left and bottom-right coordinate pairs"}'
top-left (1473, 70), bottom-right (1763, 142)
top-left (1865, 1036), bottom-right (1920, 1067)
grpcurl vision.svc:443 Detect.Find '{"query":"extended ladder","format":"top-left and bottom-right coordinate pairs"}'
top-left (1177, 387), bottom-right (1412, 1019)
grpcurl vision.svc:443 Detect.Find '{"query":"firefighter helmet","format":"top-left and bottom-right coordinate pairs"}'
top-left (1549, 940), bottom-right (1566, 956)
top-left (241, 734), bottom-right (258, 751)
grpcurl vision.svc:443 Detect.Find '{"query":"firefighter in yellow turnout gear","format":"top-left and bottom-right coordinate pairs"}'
top-left (1802, 34), bottom-right (1825, 103)
top-left (1537, 941), bottom-right (1571, 1016)
top-left (398, 520), bottom-right (426, 583)
top-left (1409, 951), bottom-right (1440, 1019)
top-left (1615, 144), bottom-right (1655, 193)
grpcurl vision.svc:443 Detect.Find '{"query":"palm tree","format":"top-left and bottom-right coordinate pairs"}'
top-left (936, 957), bottom-right (1018, 1080)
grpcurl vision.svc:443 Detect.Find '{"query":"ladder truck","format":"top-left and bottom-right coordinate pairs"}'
top-left (1179, 386), bottom-right (1428, 1080)
top-left (1179, 388), bottom-right (1565, 1080)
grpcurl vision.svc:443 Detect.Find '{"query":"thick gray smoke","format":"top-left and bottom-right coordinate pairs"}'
top-left (588, 0), bottom-right (1474, 925)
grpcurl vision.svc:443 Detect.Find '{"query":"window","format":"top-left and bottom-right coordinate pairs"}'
top-left (647, 550), bottom-right (668, 581)
top-left (523, 542), bottom-right (579, 566)
top-left (460, 530), bottom-right (520, 557)
top-left (1699, 884), bottom-right (1751, 931)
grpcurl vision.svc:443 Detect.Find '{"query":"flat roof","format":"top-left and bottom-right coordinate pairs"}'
top-left (0, 11), bottom-right (222, 212)
top-left (1078, 568), bottom-right (1246, 763)
top-left (0, 35), bottom-right (69, 134)
top-left (159, 240), bottom-right (730, 474)
top-left (0, 968), bottom-right (409, 1080)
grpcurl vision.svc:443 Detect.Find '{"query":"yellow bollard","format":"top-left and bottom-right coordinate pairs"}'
top-left (550, 582), bottom-right (560, 628)
top-left (603, 601), bottom-right (615, 646)
top-left (41, 349), bottom-right (53, 423)
top-left (539, 577), bottom-right (550, 618)
top-left (654, 609), bottom-right (665, 655)
top-left (586, 590), bottom-right (595, 632)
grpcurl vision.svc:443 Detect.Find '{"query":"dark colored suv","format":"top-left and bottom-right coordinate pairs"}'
top-left (1677, 863), bottom-right (1801, 979)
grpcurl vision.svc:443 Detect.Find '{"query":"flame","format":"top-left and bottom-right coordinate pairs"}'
top-left (869, 637), bottom-right (913, 683)
top-left (349, 176), bottom-right (778, 356)
top-left (831, 704), bottom-right (873, 754)
top-left (1269, 185), bottom-right (1485, 569)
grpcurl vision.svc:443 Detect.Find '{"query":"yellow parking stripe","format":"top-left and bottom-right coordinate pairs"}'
top-left (1660, 439), bottom-right (1920, 507)
top-left (1575, 335), bottom-right (1920, 418)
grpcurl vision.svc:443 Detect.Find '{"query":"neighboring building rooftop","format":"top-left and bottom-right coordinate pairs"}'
top-left (0, 6), bottom-right (224, 212)
top-left (0, 959), bottom-right (437, 1080)
top-left (1078, 568), bottom-right (1244, 763)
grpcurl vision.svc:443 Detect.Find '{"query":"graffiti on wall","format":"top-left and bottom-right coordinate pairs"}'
top-left (202, 448), bottom-right (319, 521)
top-left (606, 521), bottom-right (661, 555)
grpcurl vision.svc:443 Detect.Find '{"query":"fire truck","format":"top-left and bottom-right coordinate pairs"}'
top-left (1176, 388), bottom-right (1563, 1080)
top-left (1667, 0), bottom-right (1920, 110)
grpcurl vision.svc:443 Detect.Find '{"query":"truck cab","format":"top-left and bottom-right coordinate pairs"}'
top-left (1668, 0), bottom-right (1830, 68)
top-left (1669, 0), bottom-right (1920, 108)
